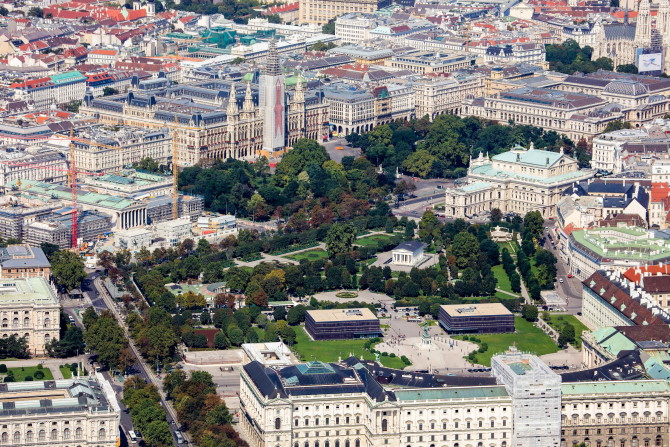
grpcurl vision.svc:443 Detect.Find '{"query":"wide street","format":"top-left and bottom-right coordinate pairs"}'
top-left (75, 271), bottom-right (183, 446)
top-left (543, 222), bottom-right (583, 314)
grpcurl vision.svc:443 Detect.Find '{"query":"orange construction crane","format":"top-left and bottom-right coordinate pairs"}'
top-left (0, 155), bottom-right (104, 248)
top-left (1, 131), bottom-right (125, 248)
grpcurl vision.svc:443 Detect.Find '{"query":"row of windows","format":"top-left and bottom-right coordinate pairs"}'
top-left (293, 438), bottom-right (361, 447)
top-left (0, 428), bottom-right (106, 443)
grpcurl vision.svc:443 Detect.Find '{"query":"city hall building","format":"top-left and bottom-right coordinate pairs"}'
top-left (240, 348), bottom-right (670, 447)
top-left (444, 144), bottom-right (595, 219)
top-left (305, 308), bottom-right (381, 340)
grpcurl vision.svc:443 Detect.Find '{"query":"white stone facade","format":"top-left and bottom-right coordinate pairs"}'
top-left (0, 277), bottom-right (60, 356)
top-left (445, 146), bottom-right (595, 219)
top-left (413, 75), bottom-right (484, 119)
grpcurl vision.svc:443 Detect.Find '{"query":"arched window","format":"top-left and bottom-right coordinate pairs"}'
top-left (23, 317), bottom-right (29, 327)
top-left (98, 428), bottom-right (106, 439)
top-left (38, 430), bottom-right (46, 441)
top-left (11, 318), bottom-right (17, 328)
top-left (44, 334), bottom-right (50, 343)
top-left (14, 432), bottom-right (21, 443)
top-left (75, 427), bottom-right (82, 439)
top-left (44, 318), bottom-right (50, 328)
top-left (26, 431), bottom-right (33, 442)
top-left (63, 428), bottom-right (70, 440)
top-left (382, 419), bottom-right (388, 432)
top-left (325, 441), bottom-right (330, 447)
top-left (1, 318), bottom-right (7, 328)
top-left (315, 442), bottom-right (320, 447)
top-left (51, 429), bottom-right (58, 440)
top-left (355, 440), bottom-right (360, 447)
top-left (304, 442), bottom-right (309, 447)
top-left (335, 441), bottom-right (340, 447)
top-left (345, 440), bottom-right (350, 447)
top-left (294, 442), bottom-right (299, 447)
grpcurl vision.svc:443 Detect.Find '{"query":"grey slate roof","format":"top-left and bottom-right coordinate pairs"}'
top-left (603, 24), bottom-right (636, 40)
top-left (0, 245), bottom-right (50, 269)
top-left (393, 241), bottom-right (424, 252)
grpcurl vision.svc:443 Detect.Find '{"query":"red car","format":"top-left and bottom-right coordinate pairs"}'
top-left (567, 274), bottom-right (573, 278)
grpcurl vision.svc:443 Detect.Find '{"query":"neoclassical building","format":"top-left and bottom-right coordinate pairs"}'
top-left (444, 144), bottom-right (595, 219)
top-left (0, 376), bottom-right (120, 446)
top-left (0, 277), bottom-right (60, 356)
top-left (80, 45), bottom-right (329, 166)
top-left (239, 349), bottom-right (670, 447)
top-left (461, 86), bottom-right (624, 143)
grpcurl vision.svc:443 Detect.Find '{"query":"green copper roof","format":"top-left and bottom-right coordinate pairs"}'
top-left (562, 380), bottom-right (670, 395)
top-left (493, 148), bottom-right (563, 167)
top-left (50, 71), bottom-right (85, 84)
top-left (285, 76), bottom-right (306, 87)
top-left (571, 227), bottom-right (670, 261)
top-left (470, 163), bottom-right (592, 185)
top-left (395, 386), bottom-right (509, 401)
top-left (460, 181), bottom-right (492, 192)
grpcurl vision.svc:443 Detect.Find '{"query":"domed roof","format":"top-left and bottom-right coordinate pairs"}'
top-left (604, 80), bottom-right (648, 96)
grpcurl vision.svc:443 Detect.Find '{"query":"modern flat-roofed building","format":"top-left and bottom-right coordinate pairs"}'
top-left (305, 308), bottom-right (381, 340)
top-left (438, 303), bottom-right (514, 334)
top-left (0, 277), bottom-right (59, 355)
top-left (0, 245), bottom-right (50, 278)
top-left (0, 376), bottom-right (120, 446)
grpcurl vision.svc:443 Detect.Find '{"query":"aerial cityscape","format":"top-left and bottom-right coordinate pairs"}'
top-left (2, 0), bottom-right (670, 445)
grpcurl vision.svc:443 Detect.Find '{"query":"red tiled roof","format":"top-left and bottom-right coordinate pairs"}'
top-left (264, 2), bottom-right (298, 14)
top-left (584, 271), bottom-right (665, 326)
top-left (651, 182), bottom-right (670, 202)
top-left (615, 324), bottom-right (670, 343)
top-left (89, 49), bottom-right (118, 56)
top-left (623, 264), bottom-right (670, 283)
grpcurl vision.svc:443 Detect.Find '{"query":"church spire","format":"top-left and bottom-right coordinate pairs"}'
top-left (635, 0), bottom-right (651, 44)
top-left (265, 39), bottom-right (282, 76)
top-left (294, 74), bottom-right (305, 104)
top-left (227, 81), bottom-right (238, 116)
top-left (243, 81), bottom-right (255, 114)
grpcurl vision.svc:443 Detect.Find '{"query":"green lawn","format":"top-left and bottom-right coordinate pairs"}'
top-left (497, 241), bottom-right (517, 254)
top-left (492, 264), bottom-right (513, 293)
top-left (496, 291), bottom-right (520, 300)
top-left (545, 314), bottom-right (589, 349)
top-left (60, 366), bottom-right (72, 379)
top-left (293, 327), bottom-right (406, 369)
top-left (354, 234), bottom-right (396, 249)
top-left (454, 317), bottom-right (559, 366)
top-left (284, 249), bottom-right (328, 262)
top-left (7, 366), bottom-right (54, 381)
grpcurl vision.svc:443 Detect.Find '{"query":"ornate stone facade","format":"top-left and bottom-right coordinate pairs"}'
top-left (444, 145), bottom-right (595, 219)
top-left (80, 48), bottom-right (328, 166)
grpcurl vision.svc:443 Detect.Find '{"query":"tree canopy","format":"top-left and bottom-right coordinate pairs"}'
top-left (51, 250), bottom-right (87, 291)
